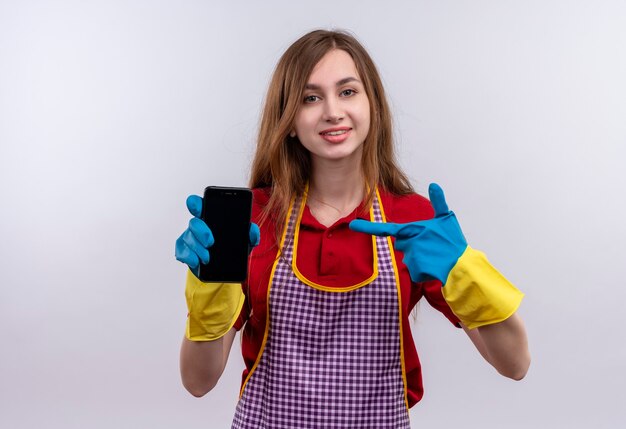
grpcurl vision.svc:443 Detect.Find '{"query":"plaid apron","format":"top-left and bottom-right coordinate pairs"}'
top-left (232, 191), bottom-right (410, 429)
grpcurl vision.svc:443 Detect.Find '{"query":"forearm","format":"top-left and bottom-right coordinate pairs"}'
top-left (473, 313), bottom-right (530, 380)
top-left (180, 327), bottom-right (236, 397)
top-left (445, 247), bottom-right (529, 379)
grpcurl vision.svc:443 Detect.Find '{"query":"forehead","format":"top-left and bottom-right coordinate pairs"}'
top-left (307, 49), bottom-right (361, 84)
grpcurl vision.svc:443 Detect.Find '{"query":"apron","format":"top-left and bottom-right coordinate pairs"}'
top-left (232, 190), bottom-right (410, 429)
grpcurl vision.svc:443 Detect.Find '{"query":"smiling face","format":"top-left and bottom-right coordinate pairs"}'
top-left (293, 49), bottom-right (371, 167)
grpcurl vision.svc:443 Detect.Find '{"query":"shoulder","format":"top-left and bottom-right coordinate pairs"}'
top-left (251, 187), bottom-right (271, 217)
top-left (252, 187), bottom-right (271, 205)
top-left (378, 187), bottom-right (434, 223)
top-left (250, 187), bottom-right (280, 252)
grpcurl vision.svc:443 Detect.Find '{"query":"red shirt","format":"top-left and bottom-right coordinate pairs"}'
top-left (235, 187), bottom-right (460, 407)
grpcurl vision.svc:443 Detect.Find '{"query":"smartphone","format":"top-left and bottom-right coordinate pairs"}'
top-left (198, 186), bottom-right (253, 283)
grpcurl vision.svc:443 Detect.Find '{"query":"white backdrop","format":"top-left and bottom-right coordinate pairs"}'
top-left (1, 1), bottom-right (625, 428)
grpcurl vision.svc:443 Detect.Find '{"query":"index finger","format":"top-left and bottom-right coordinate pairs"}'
top-left (349, 219), bottom-right (403, 237)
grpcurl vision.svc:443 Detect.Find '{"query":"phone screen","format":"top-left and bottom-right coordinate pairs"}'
top-left (198, 186), bottom-right (252, 283)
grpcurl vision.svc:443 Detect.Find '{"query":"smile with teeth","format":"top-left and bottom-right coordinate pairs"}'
top-left (322, 130), bottom-right (348, 136)
top-left (319, 127), bottom-right (352, 143)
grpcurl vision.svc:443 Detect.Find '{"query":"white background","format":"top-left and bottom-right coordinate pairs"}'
top-left (1, 1), bottom-right (625, 428)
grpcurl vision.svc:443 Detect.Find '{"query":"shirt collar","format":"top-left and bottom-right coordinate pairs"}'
top-left (300, 201), bottom-right (370, 230)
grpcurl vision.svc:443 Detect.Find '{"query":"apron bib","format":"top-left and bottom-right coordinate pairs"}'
top-left (232, 190), bottom-right (410, 429)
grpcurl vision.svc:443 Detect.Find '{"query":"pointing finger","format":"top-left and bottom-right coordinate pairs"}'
top-left (349, 219), bottom-right (403, 237)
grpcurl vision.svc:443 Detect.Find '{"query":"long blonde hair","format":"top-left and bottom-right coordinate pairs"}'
top-left (249, 29), bottom-right (413, 236)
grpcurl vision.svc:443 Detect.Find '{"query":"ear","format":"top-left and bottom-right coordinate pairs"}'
top-left (289, 130), bottom-right (296, 138)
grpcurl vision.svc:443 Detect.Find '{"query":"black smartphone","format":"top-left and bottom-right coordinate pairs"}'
top-left (198, 186), bottom-right (253, 283)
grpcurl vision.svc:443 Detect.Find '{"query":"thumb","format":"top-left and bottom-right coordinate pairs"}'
top-left (186, 195), bottom-right (203, 218)
top-left (249, 223), bottom-right (261, 247)
top-left (349, 219), bottom-right (402, 237)
top-left (428, 183), bottom-right (450, 217)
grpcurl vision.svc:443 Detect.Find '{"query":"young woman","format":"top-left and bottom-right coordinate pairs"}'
top-left (175, 29), bottom-right (530, 429)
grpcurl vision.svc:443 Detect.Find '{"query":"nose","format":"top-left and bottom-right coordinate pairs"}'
top-left (322, 98), bottom-right (344, 123)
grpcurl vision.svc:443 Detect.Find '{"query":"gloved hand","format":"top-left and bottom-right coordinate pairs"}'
top-left (175, 194), bottom-right (261, 341)
top-left (351, 183), bottom-right (466, 284)
top-left (175, 195), bottom-right (261, 277)
top-left (349, 183), bottom-right (523, 329)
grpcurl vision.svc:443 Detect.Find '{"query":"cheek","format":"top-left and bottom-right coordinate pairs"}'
top-left (360, 104), bottom-right (371, 133)
top-left (293, 115), bottom-right (303, 134)
top-left (294, 106), bottom-right (320, 130)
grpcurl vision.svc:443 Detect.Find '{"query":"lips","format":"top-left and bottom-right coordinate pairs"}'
top-left (320, 127), bottom-right (351, 135)
top-left (319, 127), bottom-right (352, 143)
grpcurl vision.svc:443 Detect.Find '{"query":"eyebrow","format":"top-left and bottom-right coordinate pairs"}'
top-left (304, 77), bottom-right (361, 90)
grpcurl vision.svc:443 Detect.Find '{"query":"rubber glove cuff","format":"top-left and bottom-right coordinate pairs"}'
top-left (184, 269), bottom-right (245, 341)
top-left (442, 246), bottom-right (524, 329)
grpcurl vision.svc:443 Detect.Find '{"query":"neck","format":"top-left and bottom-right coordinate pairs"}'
top-left (306, 156), bottom-right (365, 226)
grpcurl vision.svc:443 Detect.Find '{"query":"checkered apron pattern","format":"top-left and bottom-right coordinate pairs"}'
top-left (231, 192), bottom-right (410, 429)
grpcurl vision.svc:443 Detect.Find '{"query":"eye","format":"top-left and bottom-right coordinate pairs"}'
top-left (303, 95), bottom-right (320, 103)
top-left (340, 89), bottom-right (356, 97)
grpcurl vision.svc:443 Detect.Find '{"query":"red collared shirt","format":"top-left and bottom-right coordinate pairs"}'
top-left (235, 187), bottom-right (460, 407)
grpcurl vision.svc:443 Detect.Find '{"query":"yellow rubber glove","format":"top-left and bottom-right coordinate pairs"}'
top-left (184, 269), bottom-right (245, 341)
top-left (443, 247), bottom-right (524, 329)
